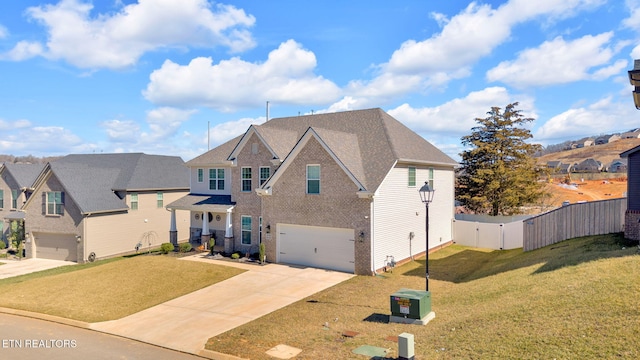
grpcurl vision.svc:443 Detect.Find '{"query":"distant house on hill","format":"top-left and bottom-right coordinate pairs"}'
top-left (621, 129), bottom-right (640, 139)
top-left (573, 138), bottom-right (594, 148)
top-left (595, 134), bottom-right (621, 145)
top-left (606, 158), bottom-right (628, 173)
top-left (573, 158), bottom-right (603, 172)
top-left (559, 163), bottom-right (575, 174)
top-left (546, 161), bottom-right (562, 170)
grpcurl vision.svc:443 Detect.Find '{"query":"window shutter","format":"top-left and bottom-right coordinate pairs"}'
top-left (42, 192), bottom-right (46, 215)
top-left (60, 192), bottom-right (65, 215)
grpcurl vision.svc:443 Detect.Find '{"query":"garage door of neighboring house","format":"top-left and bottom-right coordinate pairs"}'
top-left (34, 232), bottom-right (78, 262)
top-left (277, 224), bottom-right (355, 273)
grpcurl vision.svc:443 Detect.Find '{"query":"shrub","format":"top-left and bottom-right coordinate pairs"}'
top-left (160, 242), bottom-right (174, 254)
top-left (179, 242), bottom-right (193, 253)
top-left (231, 252), bottom-right (240, 260)
top-left (259, 242), bottom-right (266, 263)
top-left (0, 240), bottom-right (6, 250)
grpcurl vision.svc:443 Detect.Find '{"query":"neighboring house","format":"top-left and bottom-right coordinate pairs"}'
top-left (574, 138), bottom-right (594, 148)
top-left (546, 161), bottom-right (562, 171)
top-left (558, 163), bottom-right (575, 174)
top-left (621, 145), bottom-right (640, 240)
top-left (606, 158), bottom-right (628, 173)
top-left (595, 134), bottom-right (621, 145)
top-left (621, 129), bottom-right (640, 139)
top-left (168, 108), bottom-right (458, 275)
top-left (573, 158), bottom-right (603, 172)
top-left (0, 163), bottom-right (45, 244)
top-left (22, 153), bottom-right (190, 262)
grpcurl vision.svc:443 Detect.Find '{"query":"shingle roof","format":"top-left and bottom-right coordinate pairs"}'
top-left (1, 163), bottom-right (45, 189)
top-left (187, 108), bottom-right (457, 192)
top-left (38, 153), bottom-right (189, 214)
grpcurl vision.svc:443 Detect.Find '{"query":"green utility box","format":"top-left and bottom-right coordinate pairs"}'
top-left (390, 289), bottom-right (431, 319)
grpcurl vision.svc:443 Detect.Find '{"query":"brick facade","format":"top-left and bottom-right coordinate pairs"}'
top-left (261, 137), bottom-right (372, 275)
top-left (624, 210), bottom-right (640, 241)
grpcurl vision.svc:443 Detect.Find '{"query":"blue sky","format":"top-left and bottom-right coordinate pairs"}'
top-left (0, 0), bottom-right (639, 161)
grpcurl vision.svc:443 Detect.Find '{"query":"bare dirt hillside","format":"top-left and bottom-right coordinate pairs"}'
top-left (537, 138), bottom-right (640, 166)
top-left (544, 178), bottom-right (627, 207)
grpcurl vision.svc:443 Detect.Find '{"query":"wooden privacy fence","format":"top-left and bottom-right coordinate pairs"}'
top-left (523, 198), bottom-right (626, 251)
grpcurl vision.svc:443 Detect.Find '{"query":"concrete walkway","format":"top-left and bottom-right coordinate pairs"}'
top-left (90, 254), bottom-right (354, 355)
top-left (0, 258), bottom-right (76, 279)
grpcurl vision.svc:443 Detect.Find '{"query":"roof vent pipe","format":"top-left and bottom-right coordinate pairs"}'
top-left (266, 101), bottom-right (270, 122)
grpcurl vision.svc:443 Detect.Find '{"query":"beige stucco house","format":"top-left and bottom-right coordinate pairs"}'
top-left (167, 108), bottom-right (458, 275)
top-left (22, 153), bottom-right (190, 262)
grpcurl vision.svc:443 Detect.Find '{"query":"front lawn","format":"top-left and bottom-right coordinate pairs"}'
top-left (207, 234), bottom-right (640, 359)
top-left (0, 255), bottom-right (244, 322)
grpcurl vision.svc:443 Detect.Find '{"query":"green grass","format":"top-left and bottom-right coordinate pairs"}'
top-left (207, 233), bottom-right (640, 359)
top-left (0, 255), bottom-right (244, 322)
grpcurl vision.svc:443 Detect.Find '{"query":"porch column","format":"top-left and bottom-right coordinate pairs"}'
top-left (224, 208), bottom-right (234, 253)
top-left (225, 208), bottom-right (233, 237)
top-left (201, 211), bottom-right (211, 249)
top-left (169, 209), bottom-right (178, 247)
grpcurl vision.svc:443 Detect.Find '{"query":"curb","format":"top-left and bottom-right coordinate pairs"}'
top-left (0, 307), bottom-right (91, 329)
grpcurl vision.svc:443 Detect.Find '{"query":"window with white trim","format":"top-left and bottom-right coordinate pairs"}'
top-left (209, 168), bottom-right (225, 190)
top-left (11, 189), bottom-right (18, 209)
top-left (197, 168), bottom-right (204, 183)
top-left (307, 165), bottom-right (320, 194)
top-left (242, 167), bottom-right (252, 192)
top-left (47, 191), bottom-right (64, 215)
top-left (428, 167), bottom-right (434, 189)
top-left (157, 192), bottom-right (163, 208)
top-left (259, 166), bottom-right (270, 185)
top-left (130, 193), bottom-right (138, 211)
top-left (241, 216), bottom-right (252, 245)
top-left (408, 166), bottom-right (416, 187)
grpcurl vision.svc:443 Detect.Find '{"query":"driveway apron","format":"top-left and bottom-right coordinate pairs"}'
top-left (0, 258), bottom-right (75, 279)
top-left (90, 255), bottom-right (354, 354)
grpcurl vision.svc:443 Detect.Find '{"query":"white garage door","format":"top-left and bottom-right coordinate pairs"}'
top-left (277, 224), bottom-right (355, 273)
top-left (35, 232), bottom-right (78, 262)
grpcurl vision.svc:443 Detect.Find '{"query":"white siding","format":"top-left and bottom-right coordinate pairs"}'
top-left (189, 167), bottom-right (232, 195)
top-left (371, 164), bottom-right (454, 272)
top-left (84, 191), bottom-right (190, 260)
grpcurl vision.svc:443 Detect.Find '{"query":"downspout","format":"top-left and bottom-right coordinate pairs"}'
top-left (370, 196), bottom-right (375, 275)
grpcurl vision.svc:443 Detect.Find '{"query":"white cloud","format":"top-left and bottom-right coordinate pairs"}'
top-left (0, 119), bottom-right (32, 130)
top-left (101, 119), bottom-right (141, 142)
top-left (2, 41), bottom-right (45, 61)
top-left (486, 33), bottom-right (621, 87)
top-left (209, 116), bottom-right (264, 146)
top-left (0, 24), bottom-right (7, 38)
top-left (327, 0), bottom-right (605, 109)
top-left (143, 40), bottom-right (341, 111)
top-left (0, 125), bottom-right (91, 155)
top-left (388, 87), bottom-right (518, 135)
top-left (534, 96), bottom-right (636, 142)
top-left (4, 0), bottom-right (255, 69)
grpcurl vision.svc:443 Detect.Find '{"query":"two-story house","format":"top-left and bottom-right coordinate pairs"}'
top-left (0, 163), bottom-right (45, 245)
top-left (22, 153), bottom-right (190, 262)
top-left (167, 108), bottom-right (458, 275)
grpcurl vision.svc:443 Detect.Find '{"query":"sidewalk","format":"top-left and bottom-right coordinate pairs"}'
top-left (0, 258), bottom-right (75, 279)
top-left (90, 254), bottom-right (354, 355)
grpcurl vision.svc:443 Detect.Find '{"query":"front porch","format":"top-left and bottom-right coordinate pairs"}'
top-left (166, 194), bottom-right (236, 253)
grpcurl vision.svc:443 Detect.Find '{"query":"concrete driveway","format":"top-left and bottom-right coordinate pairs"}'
top-left (90, 254), bottom-right (354, 355)
top-left (0, 258), bottom-right (76, 279)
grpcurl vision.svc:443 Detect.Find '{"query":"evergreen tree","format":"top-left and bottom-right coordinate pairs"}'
top-left (457, 102), bottom-right (546, 215)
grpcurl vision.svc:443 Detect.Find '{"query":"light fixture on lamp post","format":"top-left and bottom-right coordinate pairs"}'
top-left (418, 181), bottom-right (435, 291)
top-left (628, 59), bottom-right (640, 109)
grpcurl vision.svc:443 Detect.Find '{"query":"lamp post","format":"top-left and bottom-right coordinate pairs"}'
top-left (628, 59), bottom-right (640, 109)
top-left (418, 181), bottom-right (435, 291)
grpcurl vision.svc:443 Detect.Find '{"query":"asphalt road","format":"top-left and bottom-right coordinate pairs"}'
top-left (0, 313), bottom-right (205, 360)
